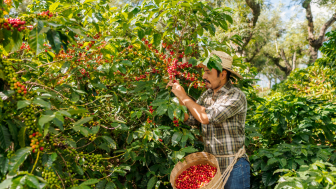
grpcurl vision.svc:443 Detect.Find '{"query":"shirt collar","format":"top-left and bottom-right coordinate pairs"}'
top-left (218, 79), bottom-right (233, 93)
top-left (206, 79), bottom-right (233, 95)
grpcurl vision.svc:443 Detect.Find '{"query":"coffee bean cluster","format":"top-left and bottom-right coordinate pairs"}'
top-left (42, 168), bottom-right (61, 188)
top-left (29, 131), bottom-right (45, 153)
top-left (21, 105), bottom-right (37, 130)
top-left (6, 150), bottom-right (14, 158)
top-left (2, 101), bottom-right (16, 119)
top-left (78, 152), bottom-right (104, 172)
top-left (2, 60), bottom-right (35, 100)
top-left (21, 14), bottom-right (35, 25)
top-left (88, 133), bottom-right (97, 141)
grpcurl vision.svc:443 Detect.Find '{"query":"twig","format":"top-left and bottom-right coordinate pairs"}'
top-left (24, 81), bottom-right (69, 100)
top-left (55, 169), bottom-right (66, 189)
top-left (57, 151), bottom-right (74, 186)
top-left (30, 151), bottom-right (40, 174)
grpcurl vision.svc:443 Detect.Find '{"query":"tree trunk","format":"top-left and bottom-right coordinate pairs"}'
top-left (302, 0), bottom-right (336, 64)
top-left (309, 46), bottom-right (319, 64)
top-left (264, 52), bottom-right (292, 77)
top-left (217, 0), bottom-right (222, 7)
top-left (234, 0), bottom-right (261, 57)
top-left (292, 51), bottom-right (297, 71)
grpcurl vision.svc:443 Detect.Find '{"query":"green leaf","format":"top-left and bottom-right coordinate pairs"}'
top-left (49, 2), bottom-right (60, 12)
top-left (167, 105), bottom-right (175, 120)
top-left (101, 136), bottom-right (117, 149)
top-left (151, 99), bottom-right (167, 106)
top-left (301, 149), bottom-right (308, 157)
top-left (91, 126), bottom-right (99, 134)
top-left (26, 175), bottom-right (46, 189)
top-left (18, 126), bottom-right (27, 148)
top-left (267, 158), bottom-right (278, 165)
top-left (172, 132), bottom-right (183, 146)
top-left (0, 124), bottom-right (11, 150)
top-left (181, 146), bottom-right (198, 153)
top-left (197, 28), bottom-right (204, 36)
top-left (5, 120), bottom-right (18, 144)
top-left (73, 126), bottom-right (91, 137)
top-left (0, 157), bottom-right (9, 174)
top-left (322, 125), bottom-right (334, 142)
top-left (208, 55), bottom-right (222, 71)
top-left (147, 176), bottom-right (157, 189)
top-left (156, 104), bottom-right (168, 116)
top-left (75, 164), bottom-right (84, 175)
top-left (60, 61), bottom-right (71, 74)
top-left (273, 169), bottom-right (291, 174)
top-left (105, 182), bottom-right (116, 189)
top-left (47, 30), bottom-right (62, 54)
top-left (28, 26), bottom-right (45, 55)
top-left (71, 185), bottom-right (91, 189)
top-left (127, 133), bottom-right (133, 144)
top-left (202, 56), bottom-right (210, 67)
top-left (280, 158), bottom-right (287, 167)
top-left (121, 60), bottom-right (132, 66)
top-left (68, 109), bottom-right (88, 115)
top-left (188, 57), bottom-right (198, 66)
top-left (138, 29), bottom-right (145, 40)
top-left (45, 153), bottom-right (57, 168)
top-left (173, 151), bottom-right (185, 160)
top-left (71, 93), bottom-right (79, 102)
top-left (0, 179), bottom-right (12, 189)
top-left (96, 180), bottom-right (107, 189)
top-left (38, 114), bottom-right (55, 127)
top-left (153, 33), bottom-right (161, 46)
top-left (33, 99), bottom-right (51, 109)
top-left (83, 0), bottom-right (97, 4)
top-left (185, 46), bottom-right (192, 55)
top-left (73, 117), bottom-right (93, 126)
top-left (8, 147), bottom-right (31, 175)
top-left (81, 179), bottom-right (100, 186)
top-left (66, 138), bottom-right (77, 148)
top-left (17, 100), bottom-right (31, 110)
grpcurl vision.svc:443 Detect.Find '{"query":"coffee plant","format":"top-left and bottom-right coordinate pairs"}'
top-left (274, 160), bottom-right (336, 188)
top-left (0, 0), bottom-right (261, 188)
top-left (246, 30), bottom-right (336, 188)
top-left (1, 0), bottom-right (336, 188)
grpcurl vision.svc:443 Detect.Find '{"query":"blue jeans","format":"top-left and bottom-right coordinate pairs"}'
top-left (224, 158), bottom-right (250, 189)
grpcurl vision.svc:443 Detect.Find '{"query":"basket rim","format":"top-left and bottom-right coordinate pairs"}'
top-left (170, 152), bottom-right (221, 189)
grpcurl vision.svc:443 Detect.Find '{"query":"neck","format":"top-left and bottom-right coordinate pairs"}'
top-left (213, 78), bottom-right (228, 94)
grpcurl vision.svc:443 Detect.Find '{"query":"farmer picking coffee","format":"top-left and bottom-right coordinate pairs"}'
top-left (167, 51), bottom-right (250, 189)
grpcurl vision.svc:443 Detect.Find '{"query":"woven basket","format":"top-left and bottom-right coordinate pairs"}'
top-left (170, 152), bottom-right (224, 189)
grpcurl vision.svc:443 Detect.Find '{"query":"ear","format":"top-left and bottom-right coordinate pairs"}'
top-left (221, 70), bottom-right (227, 80)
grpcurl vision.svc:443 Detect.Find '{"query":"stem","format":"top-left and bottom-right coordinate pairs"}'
top-left (30, 150), bottom-right (40, 174)
top-left (102, 152), bottom-right (125, 160)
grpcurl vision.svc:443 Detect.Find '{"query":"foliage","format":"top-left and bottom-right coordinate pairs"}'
top-left (0, 0), bottom-right (262, 188)
top-left (274, 160), bottom-right (336, 189)
top-left (250, 143), bottom-right (336, 188)
top-left (246, 29), bottom-right (336, 189)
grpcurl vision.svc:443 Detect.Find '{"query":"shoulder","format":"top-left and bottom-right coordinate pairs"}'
top-left (196, 89), bottom-right (211, 103)
top-left (226, 87), bottom-right (246, 101)
top-left (200, 89), bottom-right (212, 98)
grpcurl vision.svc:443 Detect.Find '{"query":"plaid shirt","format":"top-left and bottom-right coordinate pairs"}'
top-left (185, 80), bottom-right (247, 173)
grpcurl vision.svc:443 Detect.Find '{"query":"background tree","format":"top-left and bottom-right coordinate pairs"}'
top-left (300, 0), bottom-right (336, 63)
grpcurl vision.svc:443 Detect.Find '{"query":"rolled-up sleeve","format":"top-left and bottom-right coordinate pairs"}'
top-left (184, 113), bottom-right (200, 126)
top-left (205, 91), bottom-right (245, 125)
top-left (184, 91), bottom-right (208, 126)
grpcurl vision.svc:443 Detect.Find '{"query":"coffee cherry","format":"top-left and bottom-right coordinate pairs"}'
top-left (175, 164), bottom-right (217, 189)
